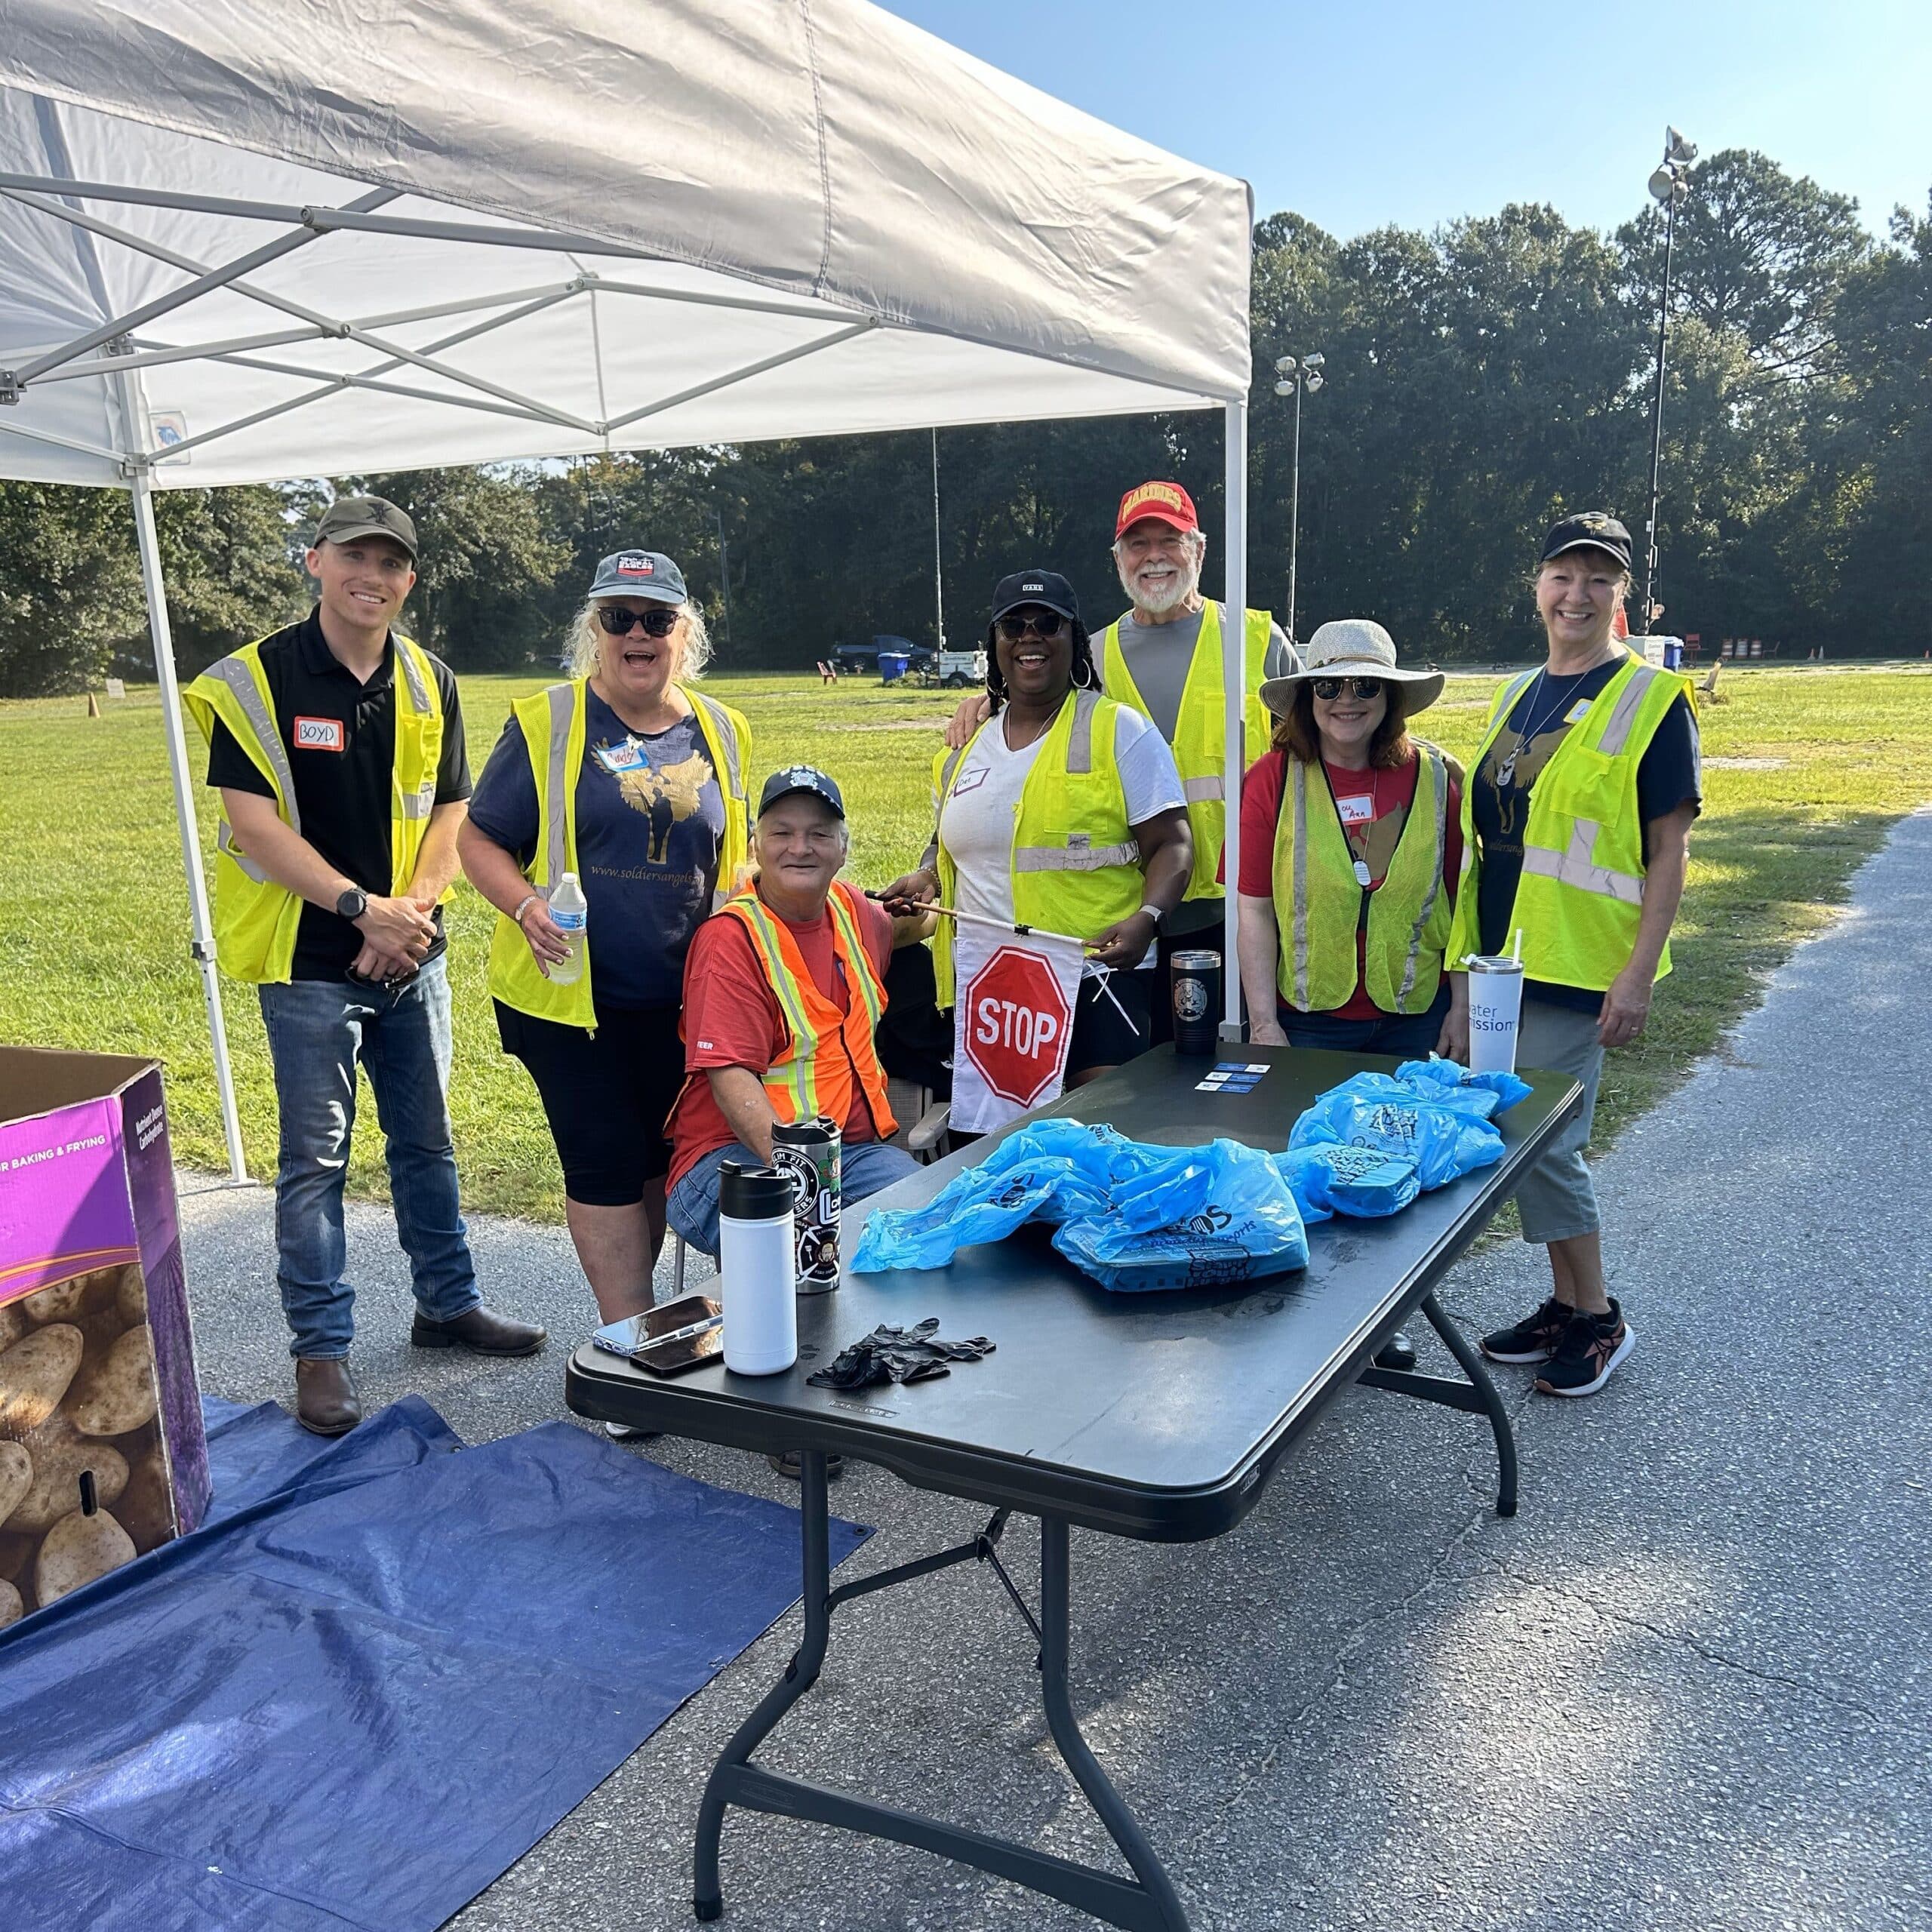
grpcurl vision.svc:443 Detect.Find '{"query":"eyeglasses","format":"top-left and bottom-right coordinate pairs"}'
top-left (1311, 676), bottom-right (1385, 701)
top-left (995, 610), bottom-right (1068, 643)
top-left (598, 605), bottom-right (680, 638)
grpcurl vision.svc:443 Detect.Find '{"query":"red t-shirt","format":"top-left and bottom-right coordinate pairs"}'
top-left (1235, 749), bottom-right (1463, 1020)
top-left (666, 889), bottom-right (896, 1188)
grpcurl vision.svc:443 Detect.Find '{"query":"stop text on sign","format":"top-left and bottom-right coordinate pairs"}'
top-left (974, 998), bottom-right (1060, 1059)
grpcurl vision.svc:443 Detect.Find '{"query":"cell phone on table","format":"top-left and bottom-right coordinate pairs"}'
top-left (591, 1294), bottom-right (724, 1377)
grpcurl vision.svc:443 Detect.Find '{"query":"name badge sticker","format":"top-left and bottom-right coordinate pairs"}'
top-left (292, 715), bottom-right (344, 752)
top-left (593, 738), bottom-right (648, 774)
top-left (1335, 793), bottom-right (1375, 827)
top-left (1564, 700), bottom-right (1593, 724)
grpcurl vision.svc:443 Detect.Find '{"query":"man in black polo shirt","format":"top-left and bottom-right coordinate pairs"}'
top-left (187, 496), bottom-right (544, 1435)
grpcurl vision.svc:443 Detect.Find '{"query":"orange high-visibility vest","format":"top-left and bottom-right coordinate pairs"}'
top-left (718, 880), bottom-right (897, 1137)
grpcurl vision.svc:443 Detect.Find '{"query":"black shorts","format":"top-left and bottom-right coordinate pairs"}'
top-left (1065, 969), bottom-right (1152, 1078)
top-left (495, 1000), bottom-right (685, 1205)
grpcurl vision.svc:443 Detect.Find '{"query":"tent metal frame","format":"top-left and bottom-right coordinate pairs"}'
top-left (0, 166), bottom-right (1251, 1185)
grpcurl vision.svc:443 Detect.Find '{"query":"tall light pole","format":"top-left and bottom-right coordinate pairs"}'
top-left (1641, 125), bottom-right (1697, 636)
top-left (711, 503), bottom-right (732, 646)
top-left (1273, 352), bottom-right (1324, 645)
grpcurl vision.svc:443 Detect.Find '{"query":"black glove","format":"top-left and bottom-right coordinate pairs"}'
top-left (807, 1317), bottom-right (995, 1391)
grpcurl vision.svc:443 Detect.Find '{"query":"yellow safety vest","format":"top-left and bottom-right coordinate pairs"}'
top-left (928, 688), bottom-right (1145, 1008)
top-left (1272, 746), bottom-right (1454, 1015)
top-left (713, 880), bottom-right (896, 1136)
top-left (1445, 651), bottom-right (1697, 989)
top-left (183, 632), bottom-right (446, 986)
top-left (1100, 603), bottom-right (1271, 903)
top-left (486, 678), bottom-right (752, 1029)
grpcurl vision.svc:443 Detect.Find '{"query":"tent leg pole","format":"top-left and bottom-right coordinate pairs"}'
top-left (1221, 397), bottom-right (1247, 1041)
top-left (128, 470), bottom-right (251, 1184)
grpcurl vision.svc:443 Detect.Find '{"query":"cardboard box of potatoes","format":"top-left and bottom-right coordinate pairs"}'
top-left (0, 1046), bottom-right (211, 1627)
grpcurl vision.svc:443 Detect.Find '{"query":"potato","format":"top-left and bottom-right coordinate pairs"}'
top-left (0, 1532), bottom-right (32, 1582)
top-left (35, 1506), bottom-right (135, 1607)
top-left (115, 1264), bottom-right (148, 1329)
top-left (8, 1417), bottom-right (128, 1534)
top-left (20, 1268), bottom-right (115, 1327)
top-left (0, 1578), bottom-right (20, 1628)
top-left (0, 1440), bottom-right (29, 1526)
top-left (66, 1324), bottom-right (159, 1439)
top-left (0, 1300), bottom-right (28, 1350)
top-left (115, 1444), bottom-right (178, 1555)
top-left (0, 1324), bottom-right (85, 1435)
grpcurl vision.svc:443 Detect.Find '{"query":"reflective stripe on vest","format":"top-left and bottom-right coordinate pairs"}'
top-left (203, 654), bottom-right (300, 882)
top-left (718, 880), bottom-right (894, 1133)
top-left (1100, 603), bottom-right (1269, 901)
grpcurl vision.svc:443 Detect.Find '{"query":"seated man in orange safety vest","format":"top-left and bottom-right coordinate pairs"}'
top-left (666, 765), bottom-right (921, 1259)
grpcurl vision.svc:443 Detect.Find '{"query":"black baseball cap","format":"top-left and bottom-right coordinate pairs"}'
top-left (315, 494), bottom-right (417, 559)
top-left (1540, 511), bottom-right (1632, 574)
top-left (758, 764), bottom-right (845, 819)
top-left (989, 569), bottom-right (1081, 630)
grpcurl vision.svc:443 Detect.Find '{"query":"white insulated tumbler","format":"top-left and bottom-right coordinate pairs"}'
top-left (717, 1161), bottom-right (798, 1376)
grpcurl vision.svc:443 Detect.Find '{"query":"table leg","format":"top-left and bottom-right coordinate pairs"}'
top-left (694, 1450), bottom-right (833, 1921)
top-left (1038, 1516), bottom-right (1192, 1931)
top-left (1421, 1291), bottom-right (1518, 1518)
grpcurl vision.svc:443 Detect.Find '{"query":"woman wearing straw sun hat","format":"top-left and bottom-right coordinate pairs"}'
top-left (1235, 619), bottom-right (1466, 1060)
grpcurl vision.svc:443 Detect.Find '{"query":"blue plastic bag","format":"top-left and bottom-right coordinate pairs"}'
top-left (851, 1119), bottom-right (1136, 1272)
top-left (1289, 1089), bottom-right (1504, 1190)
top-left (1052, 1139), bottom-right (1309, 1291)
top-left (1274, 1143), bottom-right (1421, 1220)
top-left (1392, 1057), bottom-right (1532, 1117)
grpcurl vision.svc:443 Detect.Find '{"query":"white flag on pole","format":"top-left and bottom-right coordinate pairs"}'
top-left (950, 925), bottom-right (1085, 1134)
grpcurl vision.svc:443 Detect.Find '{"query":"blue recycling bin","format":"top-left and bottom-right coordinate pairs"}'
top-left (1663, 641), bottom-right (1683, 670)
top-left (878, 651), bottom-right (910, 683)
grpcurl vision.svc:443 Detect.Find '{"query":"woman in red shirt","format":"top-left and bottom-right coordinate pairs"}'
top-left (1236, 620), bottom-right (1466, 1057)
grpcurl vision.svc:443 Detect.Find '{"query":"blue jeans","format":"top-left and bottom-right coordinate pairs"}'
top-left (257, 952), bottom-right (481, 1358)
top-left (1278, 984), bottom-right (1451, 1059)
top-left (668, 1138), bottom-right (921, 1260)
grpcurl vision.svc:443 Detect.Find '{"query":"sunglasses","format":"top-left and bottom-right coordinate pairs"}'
top-left (995, 610), bottom-right (1068, 643)
top-left (598, 605), bottom-right (680, 638)
top-left (1311, 676), bottom-right (1385, 701)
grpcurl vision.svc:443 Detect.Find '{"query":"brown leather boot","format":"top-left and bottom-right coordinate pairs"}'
top-left (295, 1356), bottom-right (362, 1436)
top-left (410, 1302), bottom-right (547, 1356)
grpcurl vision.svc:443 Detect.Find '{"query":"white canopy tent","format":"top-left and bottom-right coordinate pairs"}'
top-left (0, 0), bottom-right (1255, 1179)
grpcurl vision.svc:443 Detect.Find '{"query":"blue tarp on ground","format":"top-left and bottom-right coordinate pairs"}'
top-left (0, 1395), bottom-right (869, 1931)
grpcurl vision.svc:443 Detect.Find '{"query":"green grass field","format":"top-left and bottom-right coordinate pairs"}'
top-left (4, 663), bottom-right (1927, 1221)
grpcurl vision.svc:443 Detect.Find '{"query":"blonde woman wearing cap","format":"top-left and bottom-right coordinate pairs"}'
top-left (1236, 620), bottom-right (1466, 1060)
top-left (459, 550), bottom-right (752, 1332)
top-left (1446, 512), bottom-right (1700, 1398)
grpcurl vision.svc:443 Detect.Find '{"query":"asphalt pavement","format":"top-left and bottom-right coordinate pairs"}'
top-left (175, 809), bottom-right (1932, 1932)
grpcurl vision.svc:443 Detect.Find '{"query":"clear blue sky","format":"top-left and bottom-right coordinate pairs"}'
top-left (881, 0), bottom-right (1930, 240)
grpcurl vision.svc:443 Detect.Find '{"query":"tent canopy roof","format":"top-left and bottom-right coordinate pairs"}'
top-left (0, 0), bottom-right (1252, 488)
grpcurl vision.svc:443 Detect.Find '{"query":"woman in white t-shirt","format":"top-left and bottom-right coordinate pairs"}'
top-left (881, 568), bottom-right (1192, 1087)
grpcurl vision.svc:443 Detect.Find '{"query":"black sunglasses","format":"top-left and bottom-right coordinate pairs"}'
top-left (1311, 676), bottom-right (1385, 701)
top-left (995, 610), bottom-right (1069, 643)
top-left (598, 605), bottom-right (681, 638)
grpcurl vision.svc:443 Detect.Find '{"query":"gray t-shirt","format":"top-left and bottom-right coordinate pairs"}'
top-left (1100, 602), bottom-right (1298, 934)
top-left (1101, 602), bottom-right (1298, 743)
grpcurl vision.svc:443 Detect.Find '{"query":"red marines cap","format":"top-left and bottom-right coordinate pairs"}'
top-left (1114, 480), bottom-right (1199, 539)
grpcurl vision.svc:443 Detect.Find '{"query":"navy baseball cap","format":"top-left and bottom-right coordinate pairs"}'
top-left (587, 549), bottom-right (686, 605)
top-left (989, 568), bottom-right (1081, 630)
top-left (758, 765), bottom-right (845, 819)
top-left (1540, 512), bottom-right (1633, 574)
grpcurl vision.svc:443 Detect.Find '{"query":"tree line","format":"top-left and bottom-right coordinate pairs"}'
top-left (2, 147), bottom-right (1925, 697)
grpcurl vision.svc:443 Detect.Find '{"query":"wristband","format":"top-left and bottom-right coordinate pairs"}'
top-left (512, 892), bottom-right (540, 925)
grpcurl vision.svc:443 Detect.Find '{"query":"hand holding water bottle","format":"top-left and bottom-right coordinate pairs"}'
top-left (516, 871), bottom-right (586, 981)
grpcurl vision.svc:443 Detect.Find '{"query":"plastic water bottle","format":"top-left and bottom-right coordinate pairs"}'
top-left (548, 871), bottom-right (587, 984)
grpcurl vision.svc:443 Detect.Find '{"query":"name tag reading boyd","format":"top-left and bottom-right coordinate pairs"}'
top-left (292, 716), bottom-right (345, 752)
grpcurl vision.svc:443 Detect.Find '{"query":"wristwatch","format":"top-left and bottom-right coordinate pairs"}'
top-left (335, 887), bottom-right (369, 922)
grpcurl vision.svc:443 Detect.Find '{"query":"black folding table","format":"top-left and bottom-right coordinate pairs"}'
top-left (565, 1044), bottom-right (1582, 1930)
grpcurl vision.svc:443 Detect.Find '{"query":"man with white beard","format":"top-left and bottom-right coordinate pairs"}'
top-left (946, 479), bottom-right (1297, 1033)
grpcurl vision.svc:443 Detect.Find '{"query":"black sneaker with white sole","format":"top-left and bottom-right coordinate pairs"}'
top-left (1534, 1301), bottom-right (1635, 1397)
top-left (1481, 1295), bottom-right (1572, 1364)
